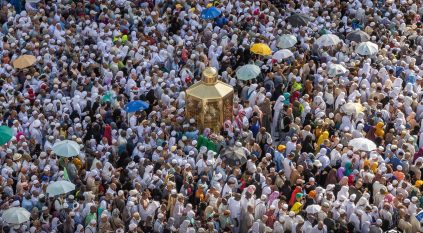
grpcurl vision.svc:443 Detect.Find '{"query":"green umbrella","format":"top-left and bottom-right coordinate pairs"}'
top-left (46, 180), bottom-right (76, 196)
top-left (2, 207), bottom-right (30, 225)
top-left (236, 64), bottom-right (261, 81)
top-left (0, 125), bottom-right (13, 145)
top-left (52, 140), bottom-right (80, 157)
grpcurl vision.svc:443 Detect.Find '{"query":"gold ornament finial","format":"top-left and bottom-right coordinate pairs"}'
top-left (202, 67), bottom-right (218, 84)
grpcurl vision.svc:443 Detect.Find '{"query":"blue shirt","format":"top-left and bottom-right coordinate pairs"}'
top-left (22, 198), bottom-right (34, 211)
top-left (388, 156), bottom-right (402, 171)
top-left (274, 151), bottom-right (284, 172)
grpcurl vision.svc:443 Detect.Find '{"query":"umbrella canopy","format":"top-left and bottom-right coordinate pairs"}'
top-left (250, 43), bottom-right (272, 56)
top-left (277, 34), bottom-right (297, 49)
top-left (355, 41), bottom-right (379, 56)
top-left (305, 205), bottom-right (322, 214)
top-left (346, 30), bottom-right (370, 42)
top-left (273, 49), bottom-right (294, 61)
top-left (52, 140), bottom-right (80, 157)
top-left (328, 64), bottom-right (348, 77)
top-left (348, 138), bottom-right (377, 152)
top-left (315, 34), bottom-right (341, 47)
top-left (286, 13), bottom-right (310, 27)
top-left (220, 146), bottom-right (248, 166)
top-left (12, 55), bottom-right (37, 69)
top-left (236, 64), bottom-right (261, 81)
top-left (124, 100), bottom-right (150, 113)
top-left (46, 180), bottom-right (76, 196)
top-left (200, 7), bottom-right (221, 20)
top-left (2, 207), bottom-right (31, 225)
top-left (416, 210), bottom-right (423, 222)
top-left (341, 102), bottom-right (364, 115)
top-left (0, 125), bottom-right (13, 145)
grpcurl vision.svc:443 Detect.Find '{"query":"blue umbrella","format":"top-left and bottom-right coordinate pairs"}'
top-left (124, 100), bottom-right (149, 113)
top-left (200, 7), bottom-right (221, 20)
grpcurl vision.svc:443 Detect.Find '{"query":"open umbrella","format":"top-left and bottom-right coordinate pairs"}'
top-left (328, 64), bottom-right (348, 77)
top-left (0, 125), bottom-right (13, 145)
top-left (315, 34), bottom-right (341, 47)
top-left (124, 100), bottom-right (150, 113)
top-left (341, 102), bottom-right (364, 115)
top-left (250, 43), bottom-right (272, 56)
top-left (355, 41), bottom-right (379, 56)
top-left (416, 210), bottom-right (423, 222)
top-left (277, 34), bottom-right (297, 49)
top-left (52, 140), bottom-right (80, 157)
top-left (47, 180), bottom-right (76, 196)
top-left (236, 64), bottom-right (261, 81)
top-left (200, 7), bottom-right (221, 20)
top-left (348, 138), bottom-right (377, 152)
top-left (13, 55), bottom-right (37, 69)
top-left (220, 146), bottom-right (248, 166)
top-left (273, 49), bottom-right (294, 61)
top-left (346, 30), bottom-right (370, 42)
top-left (306, 205), bottom-right (322, 214)
top-left (286, 13), bottom-right (310, 27)
top-left (2, 207), bottom-right (31, 225)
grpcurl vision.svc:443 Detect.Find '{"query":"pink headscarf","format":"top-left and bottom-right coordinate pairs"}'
top-left (268, 191), bottom-right (280, 206)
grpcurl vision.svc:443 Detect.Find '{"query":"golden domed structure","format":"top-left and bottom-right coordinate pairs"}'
top-left (185, 67), bottom-right (234, 132)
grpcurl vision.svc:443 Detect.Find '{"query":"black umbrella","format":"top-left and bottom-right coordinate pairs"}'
top-left (346, 30), bottom-right (370, 42)
top-left (219, 146), bottom-right (248, 166)
top-left (286, 14), bottom-right (310, 27)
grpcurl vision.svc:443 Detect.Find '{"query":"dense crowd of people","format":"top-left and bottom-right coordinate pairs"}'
top-left (0, 0), bottom-right (423, 232)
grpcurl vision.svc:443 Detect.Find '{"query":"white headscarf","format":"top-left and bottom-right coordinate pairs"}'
top-left (337, 186), bottom-right (349, 201)
top-left (335, 92), bottom-right (346, 110)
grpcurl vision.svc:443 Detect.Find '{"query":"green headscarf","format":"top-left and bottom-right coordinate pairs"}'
top-left (344, 162), bottom-right (353, 176)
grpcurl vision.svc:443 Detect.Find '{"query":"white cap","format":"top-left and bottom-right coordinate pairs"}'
top-left (350, 194), bottom-right (357, 201)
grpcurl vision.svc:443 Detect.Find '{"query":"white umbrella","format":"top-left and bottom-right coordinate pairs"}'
top-left (273, 49), bottom-right (294, 61)
top-left (355, 41), bottom-right (379, 56)
top-left (341, 102), bottom-right (364, 115)
top-left (305, 205), bottom-right (321, 214)
top-left (315, 34), bottom-right (341, 47)
top-left (52, 140), bottom-right (80, 157)
top-left (328, 64), bottom-right (348, 77)
top-left (46, 180), bottom-right (76, 196)
top-left (277, 34), bottom-right (297, 49)
top-left (2, 207), bottom-right (31, 225)
top-left (348, 138), bottom-right (377, 152)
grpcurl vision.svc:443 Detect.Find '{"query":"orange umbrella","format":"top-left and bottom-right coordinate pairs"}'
top-left (13, 55), bottom-right (36, 69)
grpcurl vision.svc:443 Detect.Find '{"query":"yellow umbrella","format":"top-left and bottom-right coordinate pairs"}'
top-left (13, 55), bottom-right (36, 69)
top-left (250, 43), bottom-right (272, 56)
